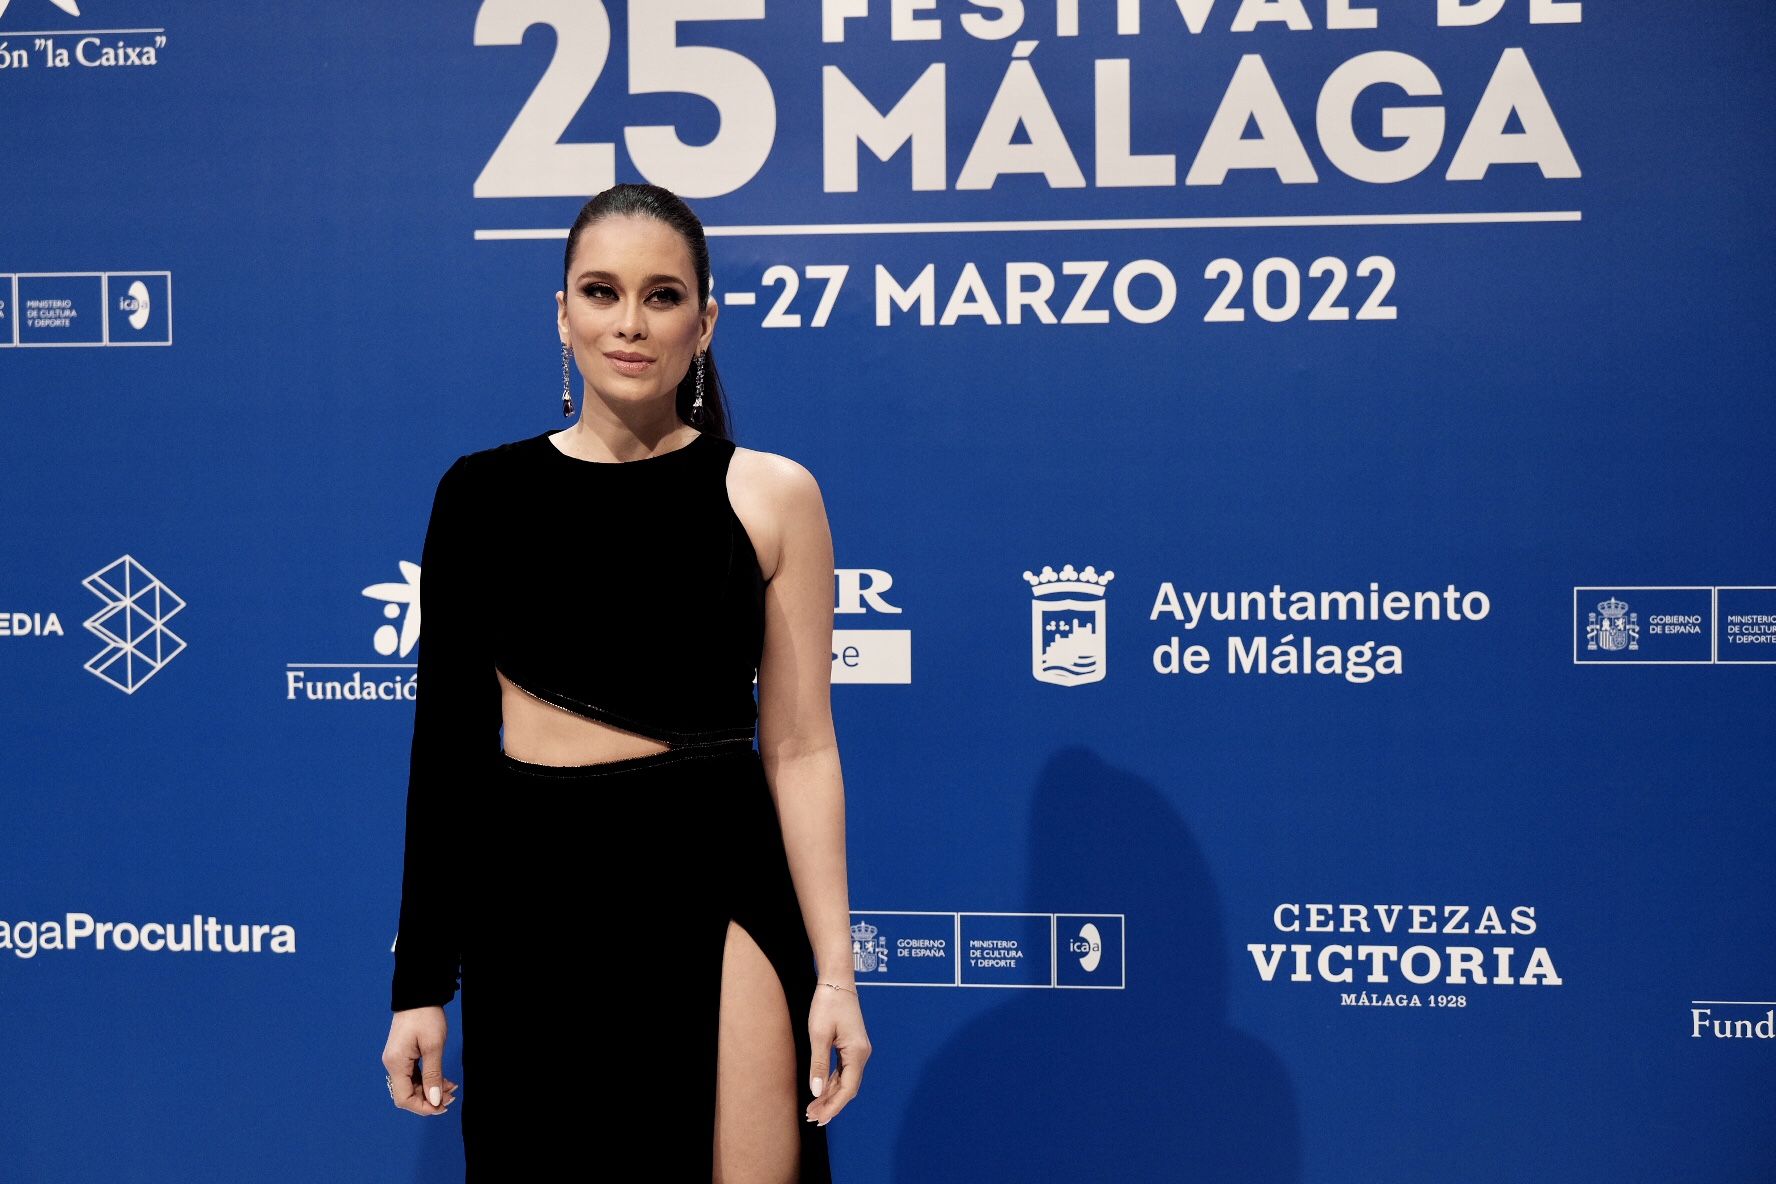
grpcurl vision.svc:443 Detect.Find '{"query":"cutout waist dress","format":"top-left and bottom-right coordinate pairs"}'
top-left (390, 426), bottom-right (765, 1010)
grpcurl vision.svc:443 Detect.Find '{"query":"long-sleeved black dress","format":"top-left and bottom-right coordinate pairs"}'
top-left (391, 427), bottom-right (834, 1181)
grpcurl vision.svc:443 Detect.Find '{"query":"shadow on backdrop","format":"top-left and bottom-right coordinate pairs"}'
top-left (892, 744), bottom-right (1301, 1181)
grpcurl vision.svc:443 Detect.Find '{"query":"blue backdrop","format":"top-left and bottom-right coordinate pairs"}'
top-left (2, 1), bottom-right (1772, 1180)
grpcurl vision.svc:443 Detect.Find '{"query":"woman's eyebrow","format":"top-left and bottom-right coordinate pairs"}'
top-left (574, 269), bottom-right (687, 286)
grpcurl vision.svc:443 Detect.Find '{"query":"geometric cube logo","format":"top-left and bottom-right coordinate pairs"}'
top-left (82, 554), bottom-right (186, 693)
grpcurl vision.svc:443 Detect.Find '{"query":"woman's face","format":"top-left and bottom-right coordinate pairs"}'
top-left (556, 213), bottom-right (717, 417)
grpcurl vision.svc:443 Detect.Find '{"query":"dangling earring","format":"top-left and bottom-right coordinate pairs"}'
top-left (690, 351), bottom-right (706, 425)
top-left (561, 341), bottom-right (574, 417)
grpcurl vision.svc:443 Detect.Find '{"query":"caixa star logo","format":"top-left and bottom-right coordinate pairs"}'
top-left (0, 1), bottom-right (82, 20)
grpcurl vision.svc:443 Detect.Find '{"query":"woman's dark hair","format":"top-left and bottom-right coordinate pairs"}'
top-left (562, 184), bottom-right (733, 439)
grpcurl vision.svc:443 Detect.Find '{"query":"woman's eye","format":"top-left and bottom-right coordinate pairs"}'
top-left (581, 284), bottom-right (680, 305)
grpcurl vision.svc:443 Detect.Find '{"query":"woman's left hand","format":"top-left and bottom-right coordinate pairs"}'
top-left (805, 980), bottom-right (871, 1127)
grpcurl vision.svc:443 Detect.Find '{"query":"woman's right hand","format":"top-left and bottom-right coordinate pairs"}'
top-left (383, 1006), bottom-right (458, 1116)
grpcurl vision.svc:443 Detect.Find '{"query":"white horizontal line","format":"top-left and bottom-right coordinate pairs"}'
top-left (0, 26), bottom-right (166, 33)
top-left (1691, 999), bottom-right (1776, 1005)
top-left (476, 210), bottom-right (1581, 240)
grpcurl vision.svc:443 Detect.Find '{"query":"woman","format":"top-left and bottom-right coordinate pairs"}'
top-left (379, 183), bottom-right (869, 1181)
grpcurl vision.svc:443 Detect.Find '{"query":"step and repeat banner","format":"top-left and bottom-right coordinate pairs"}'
top-left (3, 2), bottom-right (1772, 1180)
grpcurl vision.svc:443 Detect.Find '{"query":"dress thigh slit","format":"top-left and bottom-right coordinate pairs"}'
top-left (460, 744), bottom-right (834, 1183)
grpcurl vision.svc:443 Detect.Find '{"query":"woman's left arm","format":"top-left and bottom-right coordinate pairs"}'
top-left (753, 454), bottom-right (871, 1123)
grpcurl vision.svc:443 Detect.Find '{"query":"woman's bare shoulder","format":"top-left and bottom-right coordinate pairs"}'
top-left (726, 443), bottom-right (827, 582)
top-left (729, 441), bottom-right (821, 492)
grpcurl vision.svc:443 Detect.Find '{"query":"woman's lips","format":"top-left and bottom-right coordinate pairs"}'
top-left (605, 353), bottom-right (655, 375)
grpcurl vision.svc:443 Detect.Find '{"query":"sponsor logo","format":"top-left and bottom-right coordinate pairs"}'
top-left (1029, 566), bottom-right (1489, 684)
top-left (0, 0), bottom-right (82, 20)
top-left (0, 2), bottom-right (167, 70)
top-left (851, 910), bottom-right (1125, 988)
top-left (1690, 1000), bottom-right (1776, 1040)
top-left (0, 911), bottom-right (296, 957)
top-left (1574, 585), bottom-right (1776, 664)
top-left (834, 567), bottom-right (910, 684)
top-left (1, 272), bottom-right (172, 346)
top-left (1250, 902), bottom-right (1560, 1009)
top-left (1025, 563), bottom-right (1115, 686)
top-left (84, 554), bottom-right (186, 693)
top-left (284, 556), bottom-right (420, 704)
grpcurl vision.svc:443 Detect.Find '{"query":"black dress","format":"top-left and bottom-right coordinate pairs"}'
top-left (390, 427), bottom-right (835, 1181)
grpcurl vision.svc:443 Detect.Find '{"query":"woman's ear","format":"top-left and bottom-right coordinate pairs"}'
top-left (700, 296), bottom-right (720, 350)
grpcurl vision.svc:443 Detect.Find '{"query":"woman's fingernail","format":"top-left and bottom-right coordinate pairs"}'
top-left (428, 1085), bottom-right (442, 1107)
top-left (810, 1076), bottom-right (823, 1097)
